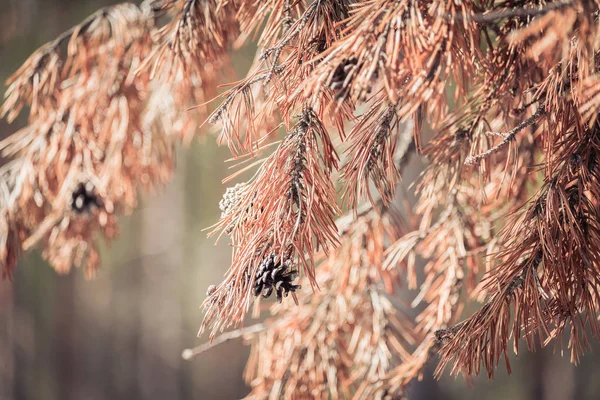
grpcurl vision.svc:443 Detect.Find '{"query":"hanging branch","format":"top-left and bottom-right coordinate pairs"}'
top-left (200, 106), bottom-right (340, 337)
top-left (438, 116), bottom-right (600, 377)
top-left (0, 3), bottom-right (170, 276)
top-left (342, 101), bottom-right (409, 208)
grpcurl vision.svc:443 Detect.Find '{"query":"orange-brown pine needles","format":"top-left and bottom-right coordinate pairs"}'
top-left (4, 0), bottom-right (600, 398)
top-left (0, 0), bottom-right (238, 276)
top-left (201, 106), bottom-right (340, 336)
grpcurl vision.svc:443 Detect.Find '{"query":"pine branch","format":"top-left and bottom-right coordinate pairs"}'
top-left (465, 104), bottom-right (545, 166)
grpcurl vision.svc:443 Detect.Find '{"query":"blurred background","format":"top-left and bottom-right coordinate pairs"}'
top-left (1, 1), bottom-right (600, 399)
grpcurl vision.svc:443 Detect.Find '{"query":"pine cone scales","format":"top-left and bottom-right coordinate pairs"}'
top-left (253, 254), bottom-right (301, 302)
top-left (219, 182), bottom-right (252, 234)
top-left (71, 182), bottom-right (102, 214)
top-left (219, 182), bottom-right (248, 219)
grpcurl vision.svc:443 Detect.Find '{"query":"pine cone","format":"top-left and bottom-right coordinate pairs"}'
top-left (253, 253), bottom-right (301, 302)
top-left (219, 182), bottom-right (248, 219)
top-left (71, 182), bottom-right (102, 214)
top-left (206, 284), bottom-right (217, 296)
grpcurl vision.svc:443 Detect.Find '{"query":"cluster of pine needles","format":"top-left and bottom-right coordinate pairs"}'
top-left (2, 0), bottom-right (600, 398)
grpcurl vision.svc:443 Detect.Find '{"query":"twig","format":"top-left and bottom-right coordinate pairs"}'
top-left (261, 1), bottom-right (319, 83)
top-left (182, 323), bottom-right (266, 360)
top-left (434, 322), bottom-right (465, 344)
top-left (465, 104), bottom-right (545, 166)
top-left (450, 0), bottom-right (574, 25)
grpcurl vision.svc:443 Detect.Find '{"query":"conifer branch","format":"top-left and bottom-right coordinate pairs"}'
top-left (3, 0), bottom-right (600, 397)
top-left (465, 104), bottom-right (546, 166)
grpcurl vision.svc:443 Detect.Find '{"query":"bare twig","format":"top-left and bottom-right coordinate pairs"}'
top-left (470, 0), bottom-right (574, 25)
top-left (182, 323), bottom-right (266, 360)
top-left (465, 104), bottom-right (545, 165)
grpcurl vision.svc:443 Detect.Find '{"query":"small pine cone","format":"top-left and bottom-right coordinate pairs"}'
top-left (71, 182), bottom-right (102, 214)
top-left (206, 284), bottom-right (217, 296)
top-left (253, 253), bottom-right (301, 303)
top-left (328, 56), bottom-right (358, 92)
top-left (219, 182), bottom-right (248, 219)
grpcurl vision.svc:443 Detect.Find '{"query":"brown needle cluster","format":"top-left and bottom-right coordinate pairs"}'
top-left (201, 106), bottom-right (340, 336)
top-left (243, 207), bottom-right (418, 399)
top-left (5, 0), bottom-right (600, 398)
top-left (0, 0), bottom-right (238, 277)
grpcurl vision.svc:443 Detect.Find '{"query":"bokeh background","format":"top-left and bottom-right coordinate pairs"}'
top-left (1, 1), bottom-right (600, 399)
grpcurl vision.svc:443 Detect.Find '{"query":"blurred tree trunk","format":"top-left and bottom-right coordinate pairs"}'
top-left (55, 273), bottom-right (78, 400)
top-left (110, 219), bottom-right (144, 400)
top-left (137, 155), bottom-right (185, 400)
top-left (0, 284), bottom-right (14, 399)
